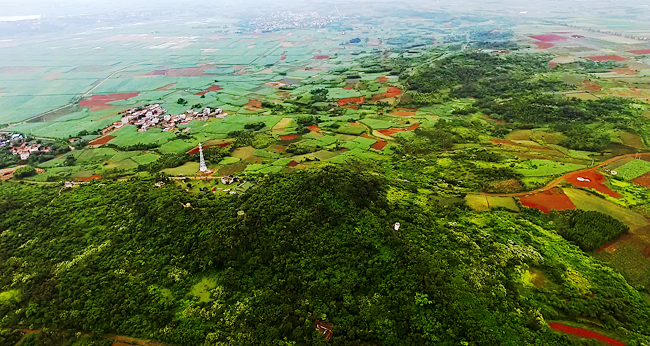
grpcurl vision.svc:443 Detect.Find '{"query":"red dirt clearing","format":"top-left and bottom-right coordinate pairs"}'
top-left (548, 323), bottom-right (625, 346)
top-left (390, 108), bottom-right (417, 117)
top-left (266, 81), bottom-right (286, 87)
top-left (375, 76), bottom-right (388, 83)
top-left (343, 86), bottom-right (354, 90)
top-left (78, 174), bottom-right (101, 182)
top-left (490, 138), bottom-right (516, 145)
top-left (612, 68), bottom-right (637, 75)
top-left (519, 188), bottom-right (576, 214)
top-left (372, 141), bottom-right (388, 150)
top-left (586, 55), bottom-right (628, 62)
top-left (532, 42), bottom-right (555, 49)
top-left (630, 49), bottom-right (650, 55)
top-left (384, 86), bottom-right (402, 98)
top-left (631, 171), bottom-right (650, 188)
top-left (79, 92), bottom-right (140, 111)
top-left (287, 160), bottom-right (299, 167)
top-left (530, 34), bottom-right (567, 42)
top-left (156, 83), bottom-right (176, 91)
top-left (307, 125), bottom-right (321, 132)
top-left (89, 135), bottom-right (115, 146)
top-left (314, 55), bottom-right (330, 60)
top-left (280, 134), bottom-right (298, 141)
top-left (582, 80), bottom-right (602, 91)
top-left (564, 170), bottom-right (621, 198)
top-left (195, 85), bottom-right (222, 96)
top-left (245, 99), bottom-right (263, 111)
top-left (378, 123), bottom-right (420, 136)
top-left (338, 96), bottom-right (365, 106)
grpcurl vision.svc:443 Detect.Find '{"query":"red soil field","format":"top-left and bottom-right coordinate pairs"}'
top-left (390, 108), bottom-right (417, 117)
top-left (88, 135), bottom-right (115, 146)
top-left (612, 68), bottom-right (637, 75)
top-left (378, 123), bottom-right (420, 136)
top-left (494, 50), bottom-right (510, 54)
top-left (343, 86), bottom-right (354, 90)
top-left (245, 99), bottom-right (263, 111)
top-left (266, 81), bottom-right (287, 87)
top-left (564, 170), bottom-right (621, 198)
top-left (314, 55), bottom-right (330, 60)
top-left (631, 171), bottom-right (650, 188)
top-left (195, 85), bottom-right (222, 96)
top-left (519, 188), bottom-right (576, 214)
top-left (280, 134), bottom-right (298, 141)
top-left (532, 42), bottom-right (555, 49)
top-left (78, 174), bottom-right (101, 182)
top-left (349, 122), bottom-right (361, 126)
top-left (307, 125), bottom-right (321, 132)
top-left (375, 76), bottom-right (388, 83)
top-left (490, 138), bottom-right (516, 145)
top-left (586, 55), bottom-right (628, 62)
top-left (530, 34), bottom-right (567, 42)
top-left (156, 83), bottom-right (176, 91)
top-left (549, 61), bottom-right (558, 68)
top-left (548, 323), bottom-right (625, 346)
top-left (278, 52), bottom-right (287, 62)
top-left (287, 160), bottom-right (299, 167)
top-left (384, 86), bottom-right (403, 98)
top-left (79, 92), bottom-right (140, 111)
top-left (582, 80), bottom-right (602, 91)
top-left (630, 49), bottom-right (650, 55)
top-left (338, 96), bottom-right (365, 106)
top-left (371, 141), bottom-right (388, 150)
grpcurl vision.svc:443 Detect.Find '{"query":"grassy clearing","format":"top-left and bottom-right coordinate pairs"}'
top-left (161, 162), bottom-right (200, 176)
top-left (190, 278), bottom-right (217, 303)
top-left (131, 153), bottom-right (160, 165)
top-left (616, 159), bottom-right (650, 180)
top-left (564, 188), bottom-right (649, 230)
top-left (515, 159), bottom-right (587, 177)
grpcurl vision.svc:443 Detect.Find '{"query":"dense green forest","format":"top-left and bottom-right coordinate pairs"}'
top-left (550, 210), bottom-right (629, 252)
top-left (1, 169), bottom-right (650, 345)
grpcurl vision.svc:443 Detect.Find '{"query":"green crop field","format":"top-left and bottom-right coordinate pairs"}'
top-left (616, 159), bottom-right (650, 180)
top-left (515, 159), bottom-right (587, 177)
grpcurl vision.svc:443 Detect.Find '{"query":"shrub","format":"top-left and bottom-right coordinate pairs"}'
top-left (14, 165), bottom-right (36, 178)
top-left (550, 209), bottom-right (629, 251)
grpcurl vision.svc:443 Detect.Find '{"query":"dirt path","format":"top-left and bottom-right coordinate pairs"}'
top-left (486, 152), bottom-right (650, 197)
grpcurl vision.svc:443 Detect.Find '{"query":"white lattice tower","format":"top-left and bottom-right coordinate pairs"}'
top-left (199, 142), bottom-right (209, 172)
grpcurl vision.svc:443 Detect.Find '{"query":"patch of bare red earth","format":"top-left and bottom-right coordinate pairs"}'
top-left (548, 323), bottom-right (625, 346)
top-left (343, 86), bottom-right (354, 90)
top-left (375, 76), bottom-right (388, 83)
top-left (631, 171), bottom-right (650, 188)
top-left (89, 135), bottom-right (115, 146)
top-left (564, 170), bottom-right (621, 198)
top-left (280, 134), bottom-right (298, 141)
top-left (532, 42), bottom-right (555, 49)
top-left (195, 85), bottom-right (222, 96)
top-left (630, 49), bottom-right (650, 55)
top-left (530, 34), bottom-right (567, 42)
top-left (338, 96), bottom-right (365, 107)
top-left (244, 99), bottom-right (263, 111)
top-left (519, 188), bottom-right (576, 213)
top-left (266, 81), bottom-right (286, 87)
top-left (384, 86), bottom-right (402, 98)
top-left (582, 80), bottom-right (602, 91)
top-left (378, 123), bottom-right (420, 137)
top-left (371, 141), bottom-right (388, 150)
top-left (307, 125), bottom-right (321, 132)
top-left (390, 108), bottom-right (417, 117)
top-left (612, 68), bottom-right (637, 75)
top-left (78, 174), bottom-right (101, 182)
top-left (314, 55), bottom-right (330, 60)
top-left (586, 55), bottom-right (628, 62)
top-left (287, 160), bottom-right (299, 167)
top-left (156, 83), bottom-right (176, 91)
top-left (79, 92), bottom-right (140, 111)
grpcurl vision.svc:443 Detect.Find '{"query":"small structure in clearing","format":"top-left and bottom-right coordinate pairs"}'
top-left (314, 320), bottom-right (333, 341)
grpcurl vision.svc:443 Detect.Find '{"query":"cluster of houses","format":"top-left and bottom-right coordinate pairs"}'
top-left (101, 104), bottom-right (226, 135)
top-left (1, 133), bottom-right (51, 161)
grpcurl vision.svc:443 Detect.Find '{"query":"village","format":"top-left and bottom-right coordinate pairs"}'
top-left (101, 104), bottom-right (227, 135)
top-left (0, 133), bottom-right (52, 161)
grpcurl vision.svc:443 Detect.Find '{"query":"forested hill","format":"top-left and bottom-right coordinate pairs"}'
top-left (1, 169), bottom-right (650, 345)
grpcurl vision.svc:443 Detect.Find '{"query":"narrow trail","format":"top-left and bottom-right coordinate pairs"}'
top-left (484, 152), bottom-right (650, 197)
top-left (13, 329), bottom-right (164, 346)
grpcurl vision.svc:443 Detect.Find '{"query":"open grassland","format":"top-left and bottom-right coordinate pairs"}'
top-left (516, 159), bottom-right (587, 177)
top-left (616, 159), bottom-right (650, 180)
top-left (564, 188), bottom-right (649, 231)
